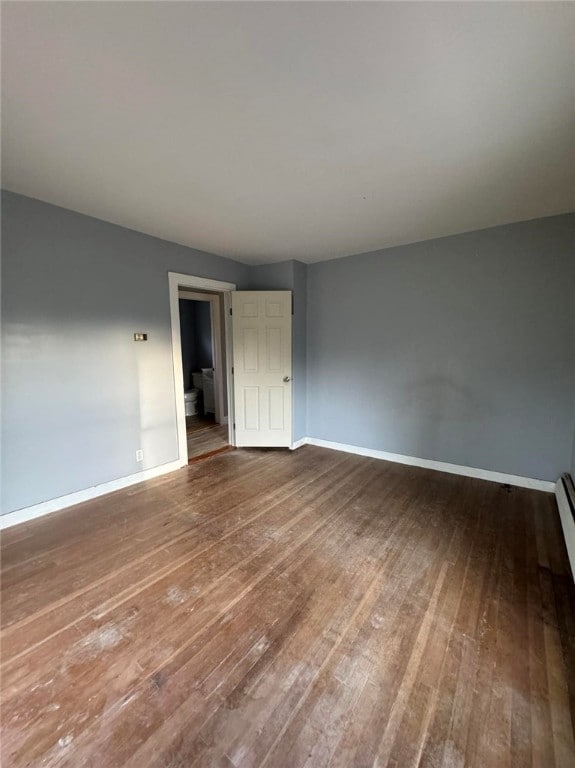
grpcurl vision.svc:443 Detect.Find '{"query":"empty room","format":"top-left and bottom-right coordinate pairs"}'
top-left (1, 2), bottom-right (575, 767)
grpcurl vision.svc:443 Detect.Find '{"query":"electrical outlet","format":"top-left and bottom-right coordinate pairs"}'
top-left (136, 449), bottom-right (144, 462)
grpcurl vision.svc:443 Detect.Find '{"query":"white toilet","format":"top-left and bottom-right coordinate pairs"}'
top-left (184, 388), bottom-right (199, 417)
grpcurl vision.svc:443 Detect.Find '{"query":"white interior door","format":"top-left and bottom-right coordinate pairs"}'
top-left (232, 291), bottom-right (292, 447)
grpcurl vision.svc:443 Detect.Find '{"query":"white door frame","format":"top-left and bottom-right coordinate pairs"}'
top-left (168, 272), bottom-right (236, 464)
top-left (178, 289), bottom-right (225, 424)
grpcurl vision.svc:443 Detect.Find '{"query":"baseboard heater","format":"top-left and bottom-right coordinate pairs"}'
top-left (556, 472), bottom-right (575, 580)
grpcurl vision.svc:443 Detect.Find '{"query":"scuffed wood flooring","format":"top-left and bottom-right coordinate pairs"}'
top-left (187, 422), bottom-right (230, 461)
top-left (1, 445), bottom-right (575, 767)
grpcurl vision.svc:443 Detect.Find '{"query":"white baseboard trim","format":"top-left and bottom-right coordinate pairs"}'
top-left (301, 437), bottom-right (554, 492)
top-left (1, 440), bottom-right (556, 530)
top-left (0, 459), bottom-right (186, 530)
top-left (556, 475), bottom-right (575, 580)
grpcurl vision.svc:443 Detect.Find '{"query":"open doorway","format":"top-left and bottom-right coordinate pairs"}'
top-left (178, 290), bottom-right (230, 461)
top-left (169, 273), bottom-right (236, 466)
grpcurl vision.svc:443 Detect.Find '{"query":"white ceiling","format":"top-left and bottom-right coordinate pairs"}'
top-left (2, 2), bottom-right (574, 265)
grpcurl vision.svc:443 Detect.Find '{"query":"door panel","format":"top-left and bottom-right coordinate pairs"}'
top-left (232, 291), bottom-right (292, 447)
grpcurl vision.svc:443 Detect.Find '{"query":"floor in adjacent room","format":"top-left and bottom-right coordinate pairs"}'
top-left (1, 445), bottom-right (574, 768)
top-left (186, 413), bottom-right (231, 461)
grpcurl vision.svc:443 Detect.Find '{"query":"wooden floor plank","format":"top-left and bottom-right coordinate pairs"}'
top-left (1, 448), bottom-right (347, 654)
top-left (1, 446), bottom-right (574, 768)
top-left (187, 424), bottom-right (230, 460)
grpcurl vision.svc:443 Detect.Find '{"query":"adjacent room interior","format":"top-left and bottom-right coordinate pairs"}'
top-left (178, 288), bottom-right (231, 461)
top-left (1, 3), bottom-right (574, 767)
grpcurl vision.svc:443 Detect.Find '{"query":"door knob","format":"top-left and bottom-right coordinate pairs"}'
top-left (283, 376), bottom-right (292, 383)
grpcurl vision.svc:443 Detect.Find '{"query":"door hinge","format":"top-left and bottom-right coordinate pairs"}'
top-left (229, 307), bottom-right (233, 316)
top-left (231, 366), bottom-right (234, 375)
top-left (233, 423), bottom-right (236, 430)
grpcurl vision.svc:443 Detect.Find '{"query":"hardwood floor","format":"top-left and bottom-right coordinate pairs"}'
top-left (186, 413), bottom-right (217, 434)
top-left (1, 446), bottom-right (574, 767)
top-left (187, 420), bottom-right (231, 461)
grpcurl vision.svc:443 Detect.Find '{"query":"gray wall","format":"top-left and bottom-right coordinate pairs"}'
top-left (307, 214), bottom-right (575, 482)
top-left (179, 299), bottom-right (197, 390)
top-left (194, 301), bottom-right (213, 370)
top-left (246, 262), bottom-right (296, 292)
top-left (246, 260), bottom-right (307, 443)
top-left (179, 299), bottom-right (212, 390)
top-left (1, 191), bottom-right (249, 514)
top-left (292, 261), bottom-right (308, 443)
top-left (3, 190), bottom-right (573, 517)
